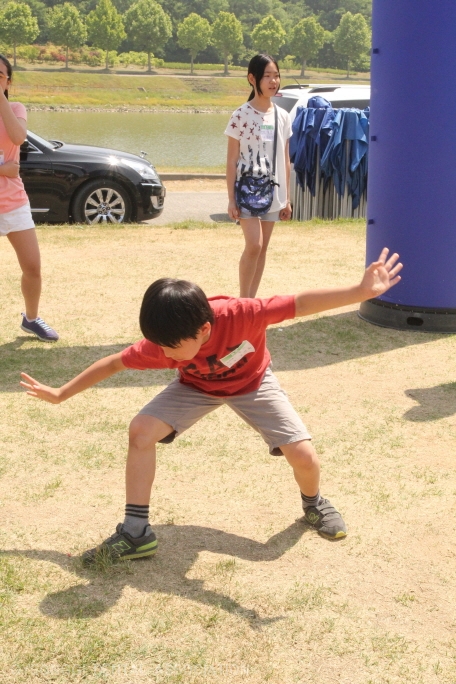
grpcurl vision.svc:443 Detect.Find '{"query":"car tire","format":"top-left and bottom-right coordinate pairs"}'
top-left (73, 179), bottom-right (132, 224)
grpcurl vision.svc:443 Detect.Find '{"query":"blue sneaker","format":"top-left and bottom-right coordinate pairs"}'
top-left (21, 314), bottom-right (59, 342)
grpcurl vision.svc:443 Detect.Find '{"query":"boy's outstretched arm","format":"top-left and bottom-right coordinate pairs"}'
top-left (20, 352), bottom-right (126, 404)
top-left (295, 248), bottom-right (403, 317)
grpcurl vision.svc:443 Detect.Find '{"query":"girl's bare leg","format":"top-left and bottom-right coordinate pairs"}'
top-left (7, 228), bottom-right (41, 319)
top-left (239, 218), bottom-right (275, 297)
top-left (249, 220), bottom-right (275, 297)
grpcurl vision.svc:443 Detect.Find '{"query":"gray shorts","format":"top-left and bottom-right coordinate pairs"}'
top-left (138, 366), bottom-right (311, 455)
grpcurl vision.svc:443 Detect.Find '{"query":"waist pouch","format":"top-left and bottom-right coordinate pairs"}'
top-left (235, 174), bottom-right (278, 215)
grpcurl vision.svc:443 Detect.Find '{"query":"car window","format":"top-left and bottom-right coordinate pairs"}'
top-left (328, 99), bottom-right (370, 109)
top-left (272, 95), bottom-right (299, 113)
top-left (27, 131), bottom-right (58, 150)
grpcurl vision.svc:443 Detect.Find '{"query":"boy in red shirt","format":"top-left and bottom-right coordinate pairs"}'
top-left (21, 248), bottom-right (402, 564)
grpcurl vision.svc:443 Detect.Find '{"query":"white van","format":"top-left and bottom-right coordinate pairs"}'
top-left (273, 84), bottom-right (370, 119)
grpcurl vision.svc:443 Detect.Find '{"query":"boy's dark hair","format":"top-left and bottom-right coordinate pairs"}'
top-left (247, 53), bottom-right (280, 102)
top-left (140, 278), bottom-right (214, 348)
top-left (0, 54), bottom-right (12, 99)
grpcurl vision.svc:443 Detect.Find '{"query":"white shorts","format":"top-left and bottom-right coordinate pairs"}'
top-left (239, 209), bottom-right (281, 221)
top-left (0, 202), bottom-right (35, 236)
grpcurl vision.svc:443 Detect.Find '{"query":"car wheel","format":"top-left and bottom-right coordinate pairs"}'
top-left (73, 179), bottom-right (132, 224)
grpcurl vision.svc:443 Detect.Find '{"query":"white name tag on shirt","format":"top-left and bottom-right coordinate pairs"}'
top-left (220, 340), bottom-right (255, 368)
top-left (260, 124), bottom-right (274, 142)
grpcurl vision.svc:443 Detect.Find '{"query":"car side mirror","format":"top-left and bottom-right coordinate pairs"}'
top-left (21, 139), bottom-right (34, 153)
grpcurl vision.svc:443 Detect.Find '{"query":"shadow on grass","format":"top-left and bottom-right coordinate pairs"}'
top-left (1, 336), bottom-right (175, 393)
top-left (265, 310), bottom-right (443, 372)
top-left (1, 311), bottom-right (445, 392)
top-left (1, 520), bottom-right (310, 629)
top-left (404, 382), bottom-right (456, 422)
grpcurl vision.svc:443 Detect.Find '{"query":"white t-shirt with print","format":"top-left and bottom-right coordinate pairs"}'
top-left (224, 102), bottom-right (292, 212)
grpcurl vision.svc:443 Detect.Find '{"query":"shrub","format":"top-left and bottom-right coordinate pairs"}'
top-left (17, 45), bottom-right (40, 62)
top-left (280, 55), bottom-right (298, 72)
top-left (119, 51), bottom-right (148, 68)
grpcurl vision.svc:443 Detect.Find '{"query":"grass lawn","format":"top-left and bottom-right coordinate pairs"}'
top-left (10, 69), bottom-right (369, 110)
top-left (1, 219), bottom-right (455, 683)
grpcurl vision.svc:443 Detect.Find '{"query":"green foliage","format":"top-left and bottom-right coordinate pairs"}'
top-left (21, 0), bottom-right (49, 42)
top-left (48, 3), bottom-right (87, 68)
top-left (289, 15), bottom-right (327, 77)
top-left (86, 0), bottom-right (126, 69)
top-left (280, 54), bottom-right (298, 71)
top-left (124, 0), bottom-right (172, 71)
top-left (177, 13), bottom-right (212, 73)
top-left (160, 0), bottom-right (229, 25)
top-left (305, 0), bottom-right (371, 31)
top-left (0, 0), bottom-right (373, 72)
top-left (119, 50), bottom-right (148, 67)
top-left (250, 14), bottom-right (286, 57)
top-left (333, 11), bottom-right (370, 77)
top-left (211, 10), bottom-right (243, 75)
top-left (229, 0), bottom-right (275, 31)
top-left (0, 1), bottom-right (39, 65)
top-left (81, 47), bottom-right (104, 66)
top-left (16, 44), bottom-right (41, 62)
top-left (161, 60), bottom-right (242, 70)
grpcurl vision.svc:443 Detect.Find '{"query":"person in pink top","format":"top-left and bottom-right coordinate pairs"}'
top-left (21, 248), bottom-right (402, 565)
top-left (0, 54), bottom-right (58, 342)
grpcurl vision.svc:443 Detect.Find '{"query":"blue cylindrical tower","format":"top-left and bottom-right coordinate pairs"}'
top-left (359, 0), bottom-right (456, 331)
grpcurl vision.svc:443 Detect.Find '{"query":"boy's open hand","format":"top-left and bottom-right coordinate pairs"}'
top-left (20, 373), bottom-right (62, 404)
top-left (360, 248), bottom-right (402, 299)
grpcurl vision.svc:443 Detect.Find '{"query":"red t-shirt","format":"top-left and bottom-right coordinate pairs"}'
top-left (121, 295), bottom-right (296, 397)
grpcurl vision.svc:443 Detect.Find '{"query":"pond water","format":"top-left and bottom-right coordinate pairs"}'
top-left (27, 111), bottom-right (229, 170)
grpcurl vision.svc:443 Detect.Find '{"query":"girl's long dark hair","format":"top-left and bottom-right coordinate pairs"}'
top-left (247, 53), bottom-right (280, 102)
top-left (0, 54), bottom-right (12, 99)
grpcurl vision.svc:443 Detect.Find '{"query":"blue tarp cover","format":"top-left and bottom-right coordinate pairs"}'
top-left (290, 106), bottom-right (370, 209)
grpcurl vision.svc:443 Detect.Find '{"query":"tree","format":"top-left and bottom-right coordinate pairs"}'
top-left (0, 2), bottom-right (39, 66)
top-left (305, 0), bottom-right (371, 31)
top-left (289, 15), bottom-right (326, 77)
top-left (157, 0), bottom-right (229, 25)
top-left (125, 0), bottom-right (172, 72)
top-left (211, 11), bottom-right (243, 76)
top-left (48, 3), bottom-right (87, 69)
top-left (177, 13), bottom-right (212, 74)
top-left (251, 15), bottom-right (286, 57)
top-left (22, 0), bottom-right (49, 43)
top-left (86, 0), bottom-right (126, 71)
top-left (333, 11), bottom-right (370, 78)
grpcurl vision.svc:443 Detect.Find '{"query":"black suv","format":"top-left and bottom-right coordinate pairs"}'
top-left (20, 131), bottom-right (166, 224)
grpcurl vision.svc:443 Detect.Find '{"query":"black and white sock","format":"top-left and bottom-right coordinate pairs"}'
top-left (301, 491), bottom-right (322, 509)
top-left (123, 504), bottom-right (150, 538)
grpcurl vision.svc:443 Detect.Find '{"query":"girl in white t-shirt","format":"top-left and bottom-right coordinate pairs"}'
top-left (225, 54), bottom-right (292, 297)
top-left (0, 54), bottom-right (58, 341)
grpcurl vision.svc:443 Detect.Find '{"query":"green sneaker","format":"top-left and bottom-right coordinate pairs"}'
top-left (82, 523), bottom-right (157, 566)
top-left (303, 498), bottom-right (347, 540)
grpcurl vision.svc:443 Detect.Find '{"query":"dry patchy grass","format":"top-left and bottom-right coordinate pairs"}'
top-left (1, 219), bottom-right (456, 683)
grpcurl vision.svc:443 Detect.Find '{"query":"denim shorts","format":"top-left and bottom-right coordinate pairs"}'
top-left (138, 366), bottom-right (311, 455)
top-left (239, 209), bottom-right (281, 221)
top-left (0, 202), bottom-right (35, 236)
